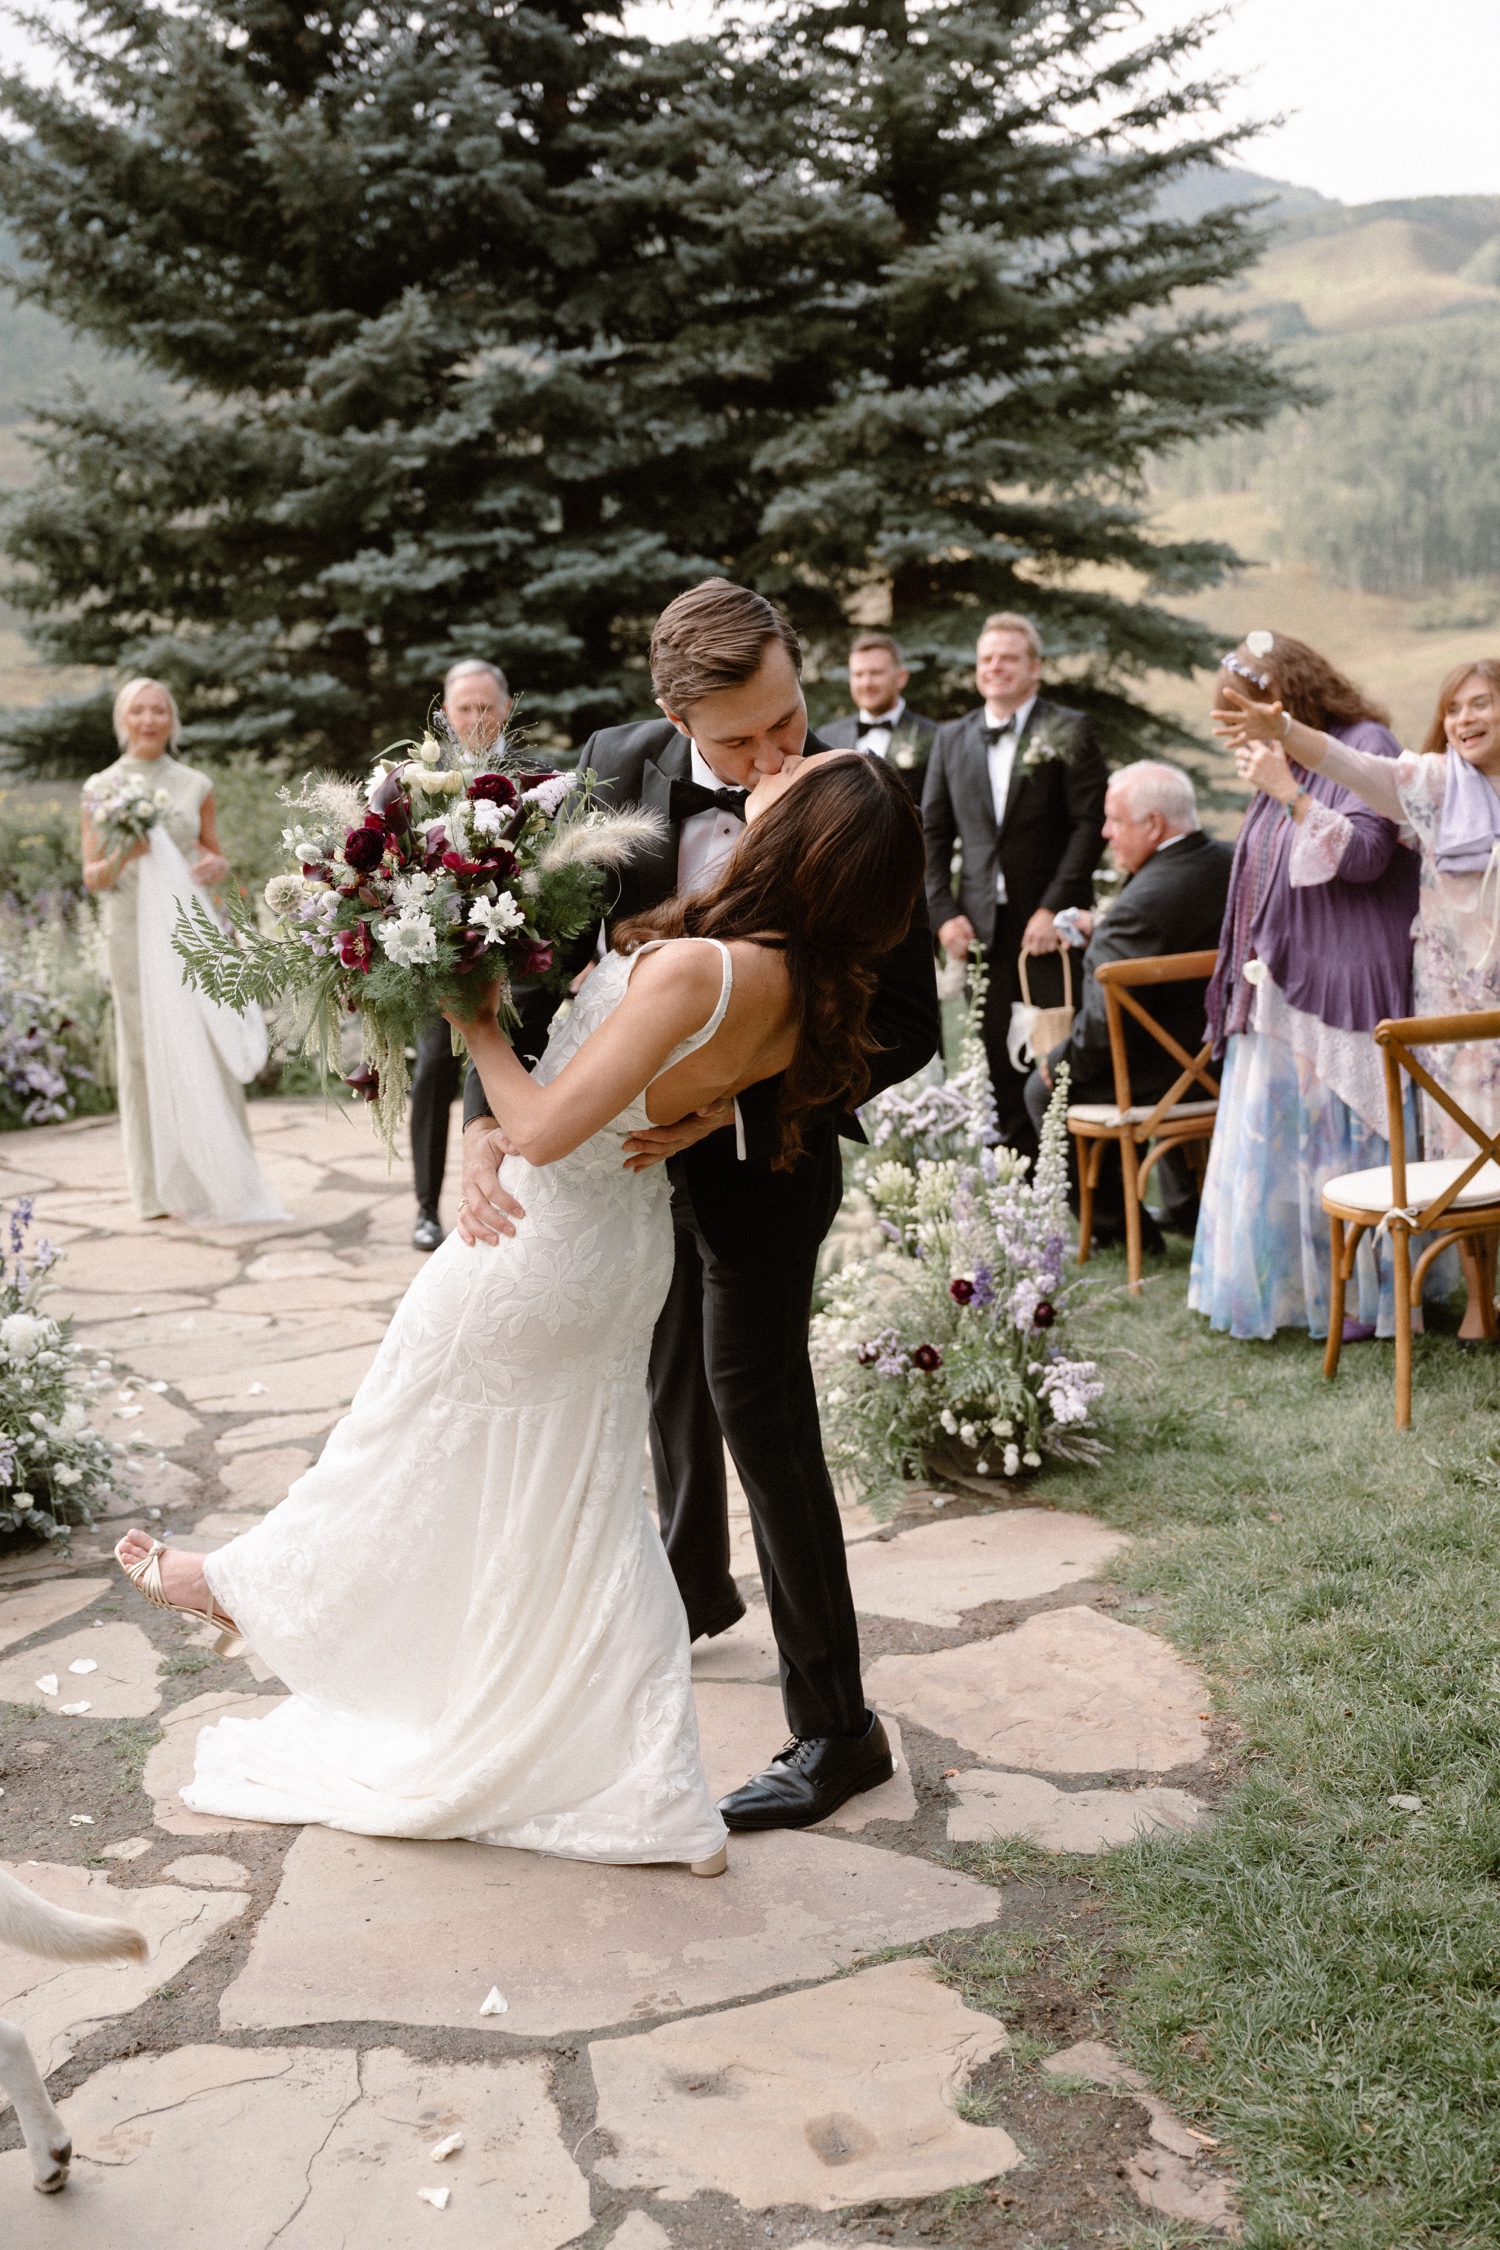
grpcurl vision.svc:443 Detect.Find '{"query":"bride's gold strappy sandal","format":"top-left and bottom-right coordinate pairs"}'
top-left (114, 1535), bottom-right (242, 1656)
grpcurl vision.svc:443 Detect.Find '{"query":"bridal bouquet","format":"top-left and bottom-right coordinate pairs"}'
top-left (0, 1199), bottom-right (128, 1541)
top-left (81, 768), bottom-right (170, 854)
top-left (173, 719), bottom-right (658, 1148)
top-left (813, 1009), bottom-right (1102, 1508)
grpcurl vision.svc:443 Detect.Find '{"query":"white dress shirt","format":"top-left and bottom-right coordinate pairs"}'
top-left (985, 693), bottom-right (1037, 903)
top-left (677, 743), bottom-right (746, 895)
top-left (855, 696), bottom-right (906, 760)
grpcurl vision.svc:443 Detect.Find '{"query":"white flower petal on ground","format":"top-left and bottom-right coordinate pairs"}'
top-left (35, 1673), bottom-right (58, 1695)
top-left (479, 1986), bottom-right (508, 2016)
top-left (60, 1701), bottom-right (92, 1715)
top-left (418, 2187), bottom-right (451, 2209)
top-left (430, 2132), bottom-right (464, 2161)
top-left (68, 1659), bottom-right (98, 1675)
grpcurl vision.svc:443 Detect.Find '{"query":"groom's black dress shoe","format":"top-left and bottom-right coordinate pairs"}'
top-left (717, 1710), bottom-right (894, 1831)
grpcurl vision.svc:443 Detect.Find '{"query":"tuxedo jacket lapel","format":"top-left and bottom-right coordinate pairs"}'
top-left (629, 734), bottom-right (689, 914)
top-left (998, 702), bottom-right (1044, 841)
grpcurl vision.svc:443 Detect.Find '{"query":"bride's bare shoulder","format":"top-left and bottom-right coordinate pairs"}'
top-left (619, 936), bottom-right (728, 1008)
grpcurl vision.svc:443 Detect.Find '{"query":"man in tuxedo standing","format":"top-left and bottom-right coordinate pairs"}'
top-left (819, 633), bottom-right (937, 802)
top-left (457, 581), bottom-right (941, 1829)
top-left (410, 659), bottom-right (513, 1252)
top-left (922, 611), bottom-right (1109, 1159)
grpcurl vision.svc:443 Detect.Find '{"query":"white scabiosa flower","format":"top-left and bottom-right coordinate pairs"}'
top-left (374, 910), bottom-right (439, 967)
top-left (392, 871), bottom-right (437, 908)
top-left (263, 872), bottom-right (309, 917)
top-left (469, 894), bottom-right (526, 943)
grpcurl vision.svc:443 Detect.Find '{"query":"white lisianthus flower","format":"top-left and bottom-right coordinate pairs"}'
top-left (54, 1464), bottom-right (82, 1486)
top-left (1, 1313), bottom-right (49, 1361)
top-left (375, 910), bottom-right (439, 967)
top-left (417, 733), bottom-right (443, 766)
top-left (468, 894), bottom-right (526, 943)
top-left (1022, 1450), bottom-right (1041, 1468)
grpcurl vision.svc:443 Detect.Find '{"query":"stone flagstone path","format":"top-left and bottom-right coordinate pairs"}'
top-left (0, 1104), bottom-right (1237, 2244)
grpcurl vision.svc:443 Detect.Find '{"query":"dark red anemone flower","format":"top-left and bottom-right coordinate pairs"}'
top-left (1032, 1301), bottom-right (1056, 1329)
top-left (949, 1278), bottom-right (975, 1305)
top-left (911, 1343), bottom-right (943, 1372)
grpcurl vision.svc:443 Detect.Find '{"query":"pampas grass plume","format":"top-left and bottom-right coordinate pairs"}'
top-left (539, 808), bottom-right (665, 871)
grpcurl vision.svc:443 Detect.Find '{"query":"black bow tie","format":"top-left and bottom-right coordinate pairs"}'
top-left (984, 719), bottom-right (1018, 746)
top-left (855, 714), bottom-right (895, 736)
top-left (670, 778), bottom-right (748, 824)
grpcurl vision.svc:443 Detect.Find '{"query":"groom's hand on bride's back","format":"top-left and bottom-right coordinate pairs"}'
top-left (456, 1122), bottom-right (527, 1246)
top-left (621, 1098), bottom-right (736, 1173)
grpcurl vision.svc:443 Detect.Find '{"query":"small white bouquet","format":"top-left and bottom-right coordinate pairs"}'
top-left (82, 768), bottom-right (170, 854)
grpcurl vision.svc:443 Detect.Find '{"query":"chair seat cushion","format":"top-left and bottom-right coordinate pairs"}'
top-left (1323, 1156), bottom-right (1500, 1217)
top-left (1067, 1099), bottom-right (1218, 1131)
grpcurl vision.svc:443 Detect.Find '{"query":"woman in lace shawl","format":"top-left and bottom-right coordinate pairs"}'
top-left (1218, 654), bottom-right (1500, 1343)
top-left (1191, 634), bottom-right (1419, 1342)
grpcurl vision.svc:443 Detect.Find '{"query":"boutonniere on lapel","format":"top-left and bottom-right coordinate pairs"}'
top-left (887, 724), bottom-right (925, 771)
top-left (1020, 733), bottom-right (1061, 772)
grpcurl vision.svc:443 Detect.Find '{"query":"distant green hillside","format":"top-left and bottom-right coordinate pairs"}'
top-left (1154, 175), bottom-right (1500, 598)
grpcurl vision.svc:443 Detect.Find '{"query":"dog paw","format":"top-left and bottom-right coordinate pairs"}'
top-left (32, 2140), bottom-right (71, 2193)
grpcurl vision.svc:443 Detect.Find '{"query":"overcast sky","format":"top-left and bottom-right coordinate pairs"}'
top-left (2, 2), bottom-right (1494, 208)
top-left (623, 0), bottom-right (1500, 207)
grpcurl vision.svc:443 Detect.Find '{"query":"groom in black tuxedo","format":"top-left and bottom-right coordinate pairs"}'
top-left (458, 581), bottom-right (940, 1828)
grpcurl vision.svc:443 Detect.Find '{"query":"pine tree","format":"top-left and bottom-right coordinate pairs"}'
top-left (0, 0), bottom-right (1295, 769)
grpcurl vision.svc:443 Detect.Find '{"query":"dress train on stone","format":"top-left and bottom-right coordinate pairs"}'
top-left (184, 941), bottom-right (730, 1867)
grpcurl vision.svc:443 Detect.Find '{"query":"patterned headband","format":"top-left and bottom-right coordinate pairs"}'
top-left (1220, 652), bottom-right (1271, 692)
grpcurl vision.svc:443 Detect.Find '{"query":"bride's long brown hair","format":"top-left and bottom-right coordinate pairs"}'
top-left (617, 753), bottom-right (925, 1170)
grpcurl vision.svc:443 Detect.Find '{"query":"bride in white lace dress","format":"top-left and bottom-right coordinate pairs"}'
top-left (115, 751), bottom-right (924, 1872)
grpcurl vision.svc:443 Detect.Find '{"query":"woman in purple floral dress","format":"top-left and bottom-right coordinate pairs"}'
top-left (1219, 654), bottom-right (1500, 1342)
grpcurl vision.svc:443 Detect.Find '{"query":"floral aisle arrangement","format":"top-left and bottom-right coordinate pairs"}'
top-left (0, 973), bottom-right (85, 1128)
top-left (172, 721), bottom-right (658, 1149)
top-left (80, 767), bottom-right (169, 855)
top-left (0, 1200), bottom-right (126, 1540)
top-left (813, 1010), bottom-right (1102, 1507)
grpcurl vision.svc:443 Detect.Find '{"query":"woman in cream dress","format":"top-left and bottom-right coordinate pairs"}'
top-left (81, 677), bottom-right (285, 1224)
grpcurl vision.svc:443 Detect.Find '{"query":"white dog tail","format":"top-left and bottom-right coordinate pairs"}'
top-left (0, 1866), bottom-right (148, 1964)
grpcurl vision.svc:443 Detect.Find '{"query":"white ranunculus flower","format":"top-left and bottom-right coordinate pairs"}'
top-left (468, 894), bottom-right (525, 943)
top-left (417, 733), bottom-right (443, 766)
top-left (1004, 1444), bottom-right (1021, 1477)
top-left (374, 911), bottom-right (439, 967)
top-left (1, 1313), bottom-right (49, 1361)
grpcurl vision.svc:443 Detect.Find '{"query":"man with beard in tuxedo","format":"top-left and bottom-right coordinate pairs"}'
top-left (456, 580), bottom-right (941, 1829)
top-left (819, 632), bottom-right (937, 801)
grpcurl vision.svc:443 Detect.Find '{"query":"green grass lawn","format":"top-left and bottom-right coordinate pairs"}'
top-left (1051, 1242), bottom-right (1500, 2248)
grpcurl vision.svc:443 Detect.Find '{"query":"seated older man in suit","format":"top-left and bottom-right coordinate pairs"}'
top-left (923, 611), bottom-right (1109, 1158)
top-left (819, 633), bottom-right (937, 801)
top-left (1023, 760), bottom-right (1233, 1251)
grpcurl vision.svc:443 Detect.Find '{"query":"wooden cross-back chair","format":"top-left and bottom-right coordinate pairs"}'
top-left (1067, 949), bottom-right (1221, 1297)
top-left (1322, 1009), bottom-right (1500, 1428)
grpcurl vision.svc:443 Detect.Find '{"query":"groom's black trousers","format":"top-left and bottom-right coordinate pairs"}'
top-left (649, 1126), bottom-right (866, 1743)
